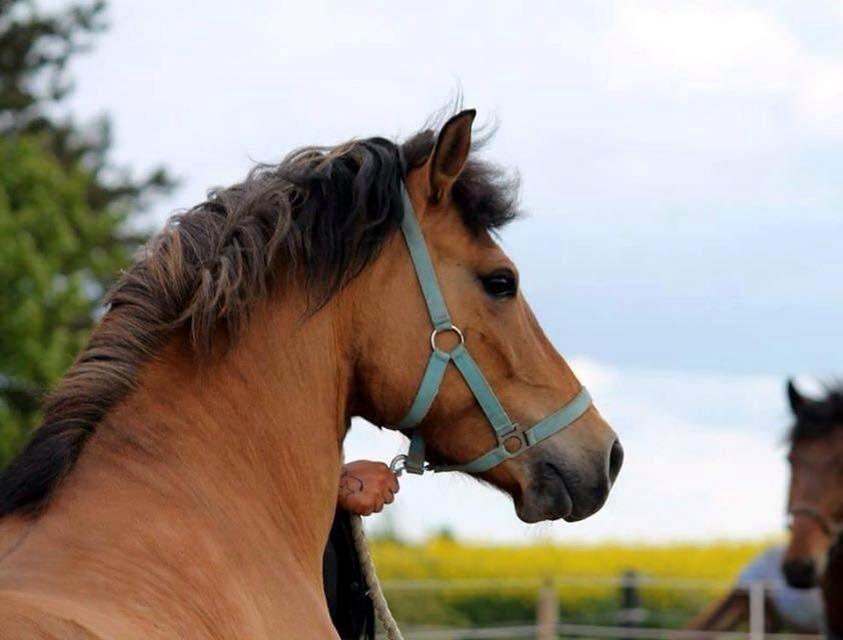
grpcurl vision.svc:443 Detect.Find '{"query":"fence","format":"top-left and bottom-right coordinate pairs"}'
top-left (377, 574), bottom-right (823, 640)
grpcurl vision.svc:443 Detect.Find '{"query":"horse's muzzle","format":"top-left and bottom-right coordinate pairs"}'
top-left (515, 439), bottom-right (623, 523)
top-left (782, 558), bottom-right (818, 589)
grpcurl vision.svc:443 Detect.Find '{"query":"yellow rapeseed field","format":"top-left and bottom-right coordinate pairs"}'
top-left (371, 537), bottom-right (769, 582)
top-left (369, 538), bottom-right (776, 627)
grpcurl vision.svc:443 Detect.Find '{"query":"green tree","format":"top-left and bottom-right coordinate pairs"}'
top-left (0, 1), bottom-right (172, 465)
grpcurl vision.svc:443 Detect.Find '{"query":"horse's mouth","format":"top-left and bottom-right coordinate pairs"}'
top-left (514, 461), bottom-right (574, 523)
top-left (782, 558), bottom-right (820, 589)
top-left (514, 457), bottom-right (614, 524)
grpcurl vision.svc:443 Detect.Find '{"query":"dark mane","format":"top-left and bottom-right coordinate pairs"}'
top-left (0, 121), bottom-right (519, 517)
top-left (788, 381), bottom-right (843, 443)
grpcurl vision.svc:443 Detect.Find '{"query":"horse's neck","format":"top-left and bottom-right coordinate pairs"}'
top-left (5, 296), bottom-right (350, 634)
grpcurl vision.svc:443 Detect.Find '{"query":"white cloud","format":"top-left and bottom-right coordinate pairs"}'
top-left (345, 357), bottom-right (791, 543)
top-left (607, 3), bottom-right (801, 94)
top-left (797, 58), bottom-right (843, 135)
top-left (605, 1), bottom-right (843, 136)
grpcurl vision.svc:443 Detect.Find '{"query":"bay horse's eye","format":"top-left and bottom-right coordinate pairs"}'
top-left (480, 269), bottom-right (518, 299)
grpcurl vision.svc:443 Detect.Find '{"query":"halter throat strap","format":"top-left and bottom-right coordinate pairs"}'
top-left (392, 185), bottom-right (591, 475)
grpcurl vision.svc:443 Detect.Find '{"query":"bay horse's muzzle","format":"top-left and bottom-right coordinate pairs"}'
top-left (783, 557), bottom-right (819, 589)
top-left (783, 506), bottom-right (839, 589)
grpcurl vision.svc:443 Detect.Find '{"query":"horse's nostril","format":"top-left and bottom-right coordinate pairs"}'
top-left (608, 439), bottom-right (624, 483)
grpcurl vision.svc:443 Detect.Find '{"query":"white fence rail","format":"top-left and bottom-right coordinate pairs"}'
top-left (378, 575), bottom-right (823, 640)
top-left (379, 623), bottom-right (822, 640)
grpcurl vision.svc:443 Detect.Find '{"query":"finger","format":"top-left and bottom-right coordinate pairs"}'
top-left (391, 476), bottom-right (400, 493)
top-left (372, 500), bottom-right (385, 513)
top-left (383, 491), bottom-right (395, 505)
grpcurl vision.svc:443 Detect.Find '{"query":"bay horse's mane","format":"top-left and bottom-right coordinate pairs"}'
top-left (0, 120), bottom-right (519, 517)
top-left (788, 381), bottom-right (843, 442)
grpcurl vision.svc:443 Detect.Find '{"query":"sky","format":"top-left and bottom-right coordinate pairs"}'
top-left (61, 1), bottom-right (843, 542)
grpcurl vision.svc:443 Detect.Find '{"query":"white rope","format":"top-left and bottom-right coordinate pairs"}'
top-left (349, 514), bottom-right (404, 640)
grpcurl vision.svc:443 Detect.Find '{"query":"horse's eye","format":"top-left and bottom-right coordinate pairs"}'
top-left (480, 269), bottom-right (518, 299)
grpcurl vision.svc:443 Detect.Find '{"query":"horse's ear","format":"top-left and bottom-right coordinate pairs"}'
top-left (429, 109), bottom-right (476, 204)
top-left (787, 379), bottom-right (805, 416)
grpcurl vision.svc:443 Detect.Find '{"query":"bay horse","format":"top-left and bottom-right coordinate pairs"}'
top-left (783, 380), bottom-right (843, 638)
top-left (0, 110), bottom-right (622, 639)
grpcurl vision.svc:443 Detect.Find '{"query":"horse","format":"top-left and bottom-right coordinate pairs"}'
top-left (783, 380), bottom-right (843, 638)
top-left (0, 110), bottom-right (623, 639)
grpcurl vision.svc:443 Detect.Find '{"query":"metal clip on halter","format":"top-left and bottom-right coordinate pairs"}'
top-left (390, 185), bottom-right (592, 476)
top-left (389, 454), bottom-right (408, 478)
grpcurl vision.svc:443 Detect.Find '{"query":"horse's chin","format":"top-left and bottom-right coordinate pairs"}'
top-left (514, 473), bottom-right (574, 523)
top-left (515, 492), bottom-right (572, 523)
top-left (514, 457), bottom-right (613, 524)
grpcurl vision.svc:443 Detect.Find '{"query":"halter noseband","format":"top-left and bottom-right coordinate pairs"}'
top-left (789, 504), bottom-right (843, 539)
top-left (389, 184), bottom-right (592, 476)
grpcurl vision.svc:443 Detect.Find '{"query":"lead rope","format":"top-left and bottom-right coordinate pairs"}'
top-left (349, 513), bottom-right (404, 640)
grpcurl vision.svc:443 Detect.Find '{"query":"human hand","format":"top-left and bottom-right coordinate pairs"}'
top-left (338, 460), bottom-right (400, 516)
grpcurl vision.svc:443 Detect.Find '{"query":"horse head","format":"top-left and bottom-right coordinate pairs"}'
top-left (349, 111), bottom-right (622, 523)
top-left (783, 380), bottom-right (843, 588)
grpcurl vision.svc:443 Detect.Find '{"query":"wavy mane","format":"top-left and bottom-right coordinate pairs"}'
top-left (0, 120), bottom-right (518, 516)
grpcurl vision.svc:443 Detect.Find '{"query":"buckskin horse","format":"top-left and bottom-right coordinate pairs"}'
top-left (783, 380), bottom-right (843, 638)
top-left (0, 110), bottom-right (623, 638)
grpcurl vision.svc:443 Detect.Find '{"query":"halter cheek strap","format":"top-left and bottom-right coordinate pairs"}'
top-left (392, 185), bottom-right (592, 475)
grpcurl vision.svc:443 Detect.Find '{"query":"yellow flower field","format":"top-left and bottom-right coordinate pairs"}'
top-left (370, 537), bottom-right (775, 628)
top-left (372, 537), bottom-right (769, 581)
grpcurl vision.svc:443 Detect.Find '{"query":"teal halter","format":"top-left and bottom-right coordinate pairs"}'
top-left (391, 184), bottom-right (592, 476)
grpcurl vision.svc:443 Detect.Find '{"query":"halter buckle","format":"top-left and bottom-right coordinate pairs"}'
top-left (430, 325), bottom-right (465, 353)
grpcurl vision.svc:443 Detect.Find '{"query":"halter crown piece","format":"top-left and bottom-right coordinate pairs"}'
top-left (390, 184), bottom-right (593, 476)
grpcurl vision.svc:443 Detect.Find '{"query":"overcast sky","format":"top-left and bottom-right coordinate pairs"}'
top-left (63, 1), bottom-right (843, 542)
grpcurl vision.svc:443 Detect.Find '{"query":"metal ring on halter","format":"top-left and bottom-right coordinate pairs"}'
top-left (430, 325), bottom-right (465, 353)
top-left (389, 454), bottom-right (408, 477)
top-left (499, 428), bottom-right (528, 454)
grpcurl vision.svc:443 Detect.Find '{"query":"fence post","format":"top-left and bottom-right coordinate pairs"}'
top-left (749, 581), bottom-right (765, 640)
top-left (536, 577), bottom-right (558, 640)
top-left (618, 569), bottom-right (646, 639)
